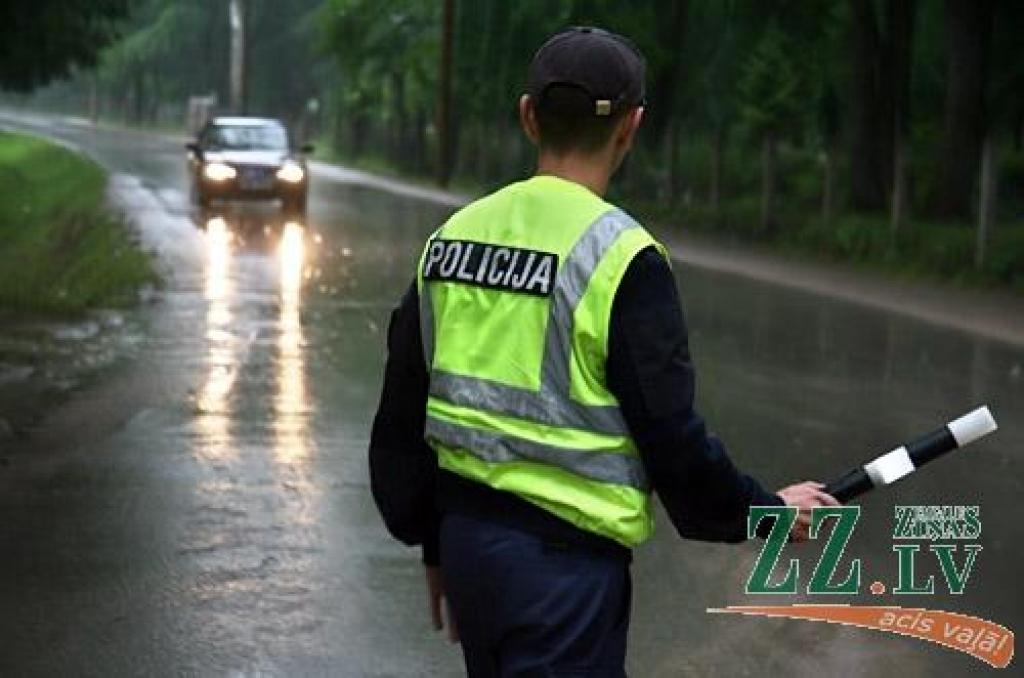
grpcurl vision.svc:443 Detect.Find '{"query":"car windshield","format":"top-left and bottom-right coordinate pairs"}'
top-left (206, 125), bottom-right (287, 151)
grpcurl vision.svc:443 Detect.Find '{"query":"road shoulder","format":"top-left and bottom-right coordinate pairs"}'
top-left (303, 156), bottom-right (1024, 348)
top-left (6, 109), bottom-right (1020, 349)
top-left (658, 229), bottom-right (1024, 348)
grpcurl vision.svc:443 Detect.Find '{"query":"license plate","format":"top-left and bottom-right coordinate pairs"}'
top-left (238, 168), bottom-right (274, 190)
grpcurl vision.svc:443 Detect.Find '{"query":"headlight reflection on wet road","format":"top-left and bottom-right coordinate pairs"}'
top-left (196, 216), bottom-right (238, 460)
top-left (275, 221), bottom-right (311, 463)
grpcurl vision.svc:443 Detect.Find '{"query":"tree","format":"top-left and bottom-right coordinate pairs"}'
top-left (931, 0), bottom-right (995, 220)
top-left (690, 1), bottom-right (744, 214)
top-left (889, 0), bottom-right (915, 235)
top-left (988, 0), bottom-right (1024, 148)
top-left (0, 1), bottom-right (129, 91)
top-left (848, 0), bottom-right (915, 214)
top-left (437, 0), bottom-right (454, 186)
top-left (818, 81), bottom-right (840, 225)
top-left (737, 25), bottom-right (803, 232)
top-left (317, 0), bottom-right (441, 169)
top-left (96, 1), bottom-right (215, 124)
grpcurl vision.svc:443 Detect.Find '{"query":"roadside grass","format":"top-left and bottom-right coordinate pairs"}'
top-left (651, 199), bottom-right (1024, 293)
top-left (633, 140), bottom-right (1024, 293)
top-left (310, 135), bottom-right (491, 199)
top-left (0, 131), bottom-right (157, 314)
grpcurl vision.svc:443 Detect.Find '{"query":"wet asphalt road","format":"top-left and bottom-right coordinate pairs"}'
top-left (0, 113), bottom-right (1021, 677)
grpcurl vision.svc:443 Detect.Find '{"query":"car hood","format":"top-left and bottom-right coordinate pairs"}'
top-left (204, 150), bottom-right (291, 167)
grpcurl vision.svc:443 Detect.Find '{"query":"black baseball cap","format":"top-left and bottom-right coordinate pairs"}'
top-left (527, 27), bottom-right (646, 117)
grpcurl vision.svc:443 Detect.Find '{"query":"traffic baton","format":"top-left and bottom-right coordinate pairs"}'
top-left (825, 406), bottom-right (998, 503)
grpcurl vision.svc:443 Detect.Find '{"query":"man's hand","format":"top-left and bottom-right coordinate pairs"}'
top-left (425, 565), bottom-right (459, 643)
top-left (776, 481), bottom-right (840, 542)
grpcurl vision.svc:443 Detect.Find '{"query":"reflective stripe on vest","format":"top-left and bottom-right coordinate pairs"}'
top-left (425, 417), bottom-right (649, 490)
top-left (420, 208), bottom-right (648, 489)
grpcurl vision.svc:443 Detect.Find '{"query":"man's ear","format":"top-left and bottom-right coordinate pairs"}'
top-left (617, 106), bottom-right (644, 149)
top-left (519, 94), bottom-right (541, 145)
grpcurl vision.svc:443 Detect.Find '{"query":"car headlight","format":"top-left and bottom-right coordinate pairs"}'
top-left (203, 162), bottom-right (237, 181)
top-left (276, 162), bottom-right (305, 183)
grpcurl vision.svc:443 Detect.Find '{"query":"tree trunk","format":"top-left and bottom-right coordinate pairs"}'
top-left (890, 136), bottom-right (908, 236)
top-left (486, 121), bottom-right (504, 181)
top-left (471, 121), bottom-right (486, 178)
top-left (849, 0), bottom-right (916, 212)
top-left (889, 0), bottom-right (914, 236)
top-left (975, 134), bottom-right (996, 268)
top-left (760, 132), bottom-right (777, 233)
top-left (646, 0), bottom-right (689, 142)
top-left (413, 108), bottom-right (428, 174)
top-left (666, 118), bottom-right (681, 203)
top-left (132, 67), bottom-right (145, 125)
top-left (89, 74), bottom-right (99, 126)
top-left (332, 103), bottom-right (346, 155)
top-left (709, 125), bottom-right (724, 214)
top-left (932, 0), bottom-right (994, 220)
top-left (436, 0), bottom-right (455, 187)
top-left (849, 0), bottom-right (889, 210)
top-left (889, 0), bottom-right (914, 131)
top-left (391, 72), bottom-right (407, 169)
top-left (822, 145), bottom-right (836, 226)
top-left (350, 111), bottom-right (368, 158)
top-left (122, 87), bottom-right (131, 124)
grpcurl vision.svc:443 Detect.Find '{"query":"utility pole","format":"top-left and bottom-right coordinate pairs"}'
top-left (436, 0), bottom-right (454, 187)
top-left (229, 0), bottom-right (247, 114)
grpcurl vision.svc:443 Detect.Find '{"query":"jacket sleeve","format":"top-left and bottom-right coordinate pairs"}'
top-left (606, 247), bottom-right (783, 543)
top-left (368, 281), bottom-right (441, 564)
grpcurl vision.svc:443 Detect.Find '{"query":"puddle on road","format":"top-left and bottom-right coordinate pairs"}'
top-left (0, 309), bottom-right (145, 437)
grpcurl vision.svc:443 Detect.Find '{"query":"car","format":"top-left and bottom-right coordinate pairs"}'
top-left (186, 116), bottom-right (313, 218)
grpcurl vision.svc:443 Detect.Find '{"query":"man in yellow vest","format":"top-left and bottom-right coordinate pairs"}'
top-left (370, 26), bottom-right (838, 677)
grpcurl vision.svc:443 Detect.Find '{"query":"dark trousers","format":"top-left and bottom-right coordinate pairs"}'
top-left (439, 512), bottom-right (631, 677)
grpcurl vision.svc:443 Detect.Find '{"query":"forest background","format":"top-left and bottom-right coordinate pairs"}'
top-left (5, 0), bottom-right (1022, 289)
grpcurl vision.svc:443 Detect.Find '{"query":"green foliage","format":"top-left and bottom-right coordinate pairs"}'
top-left (986, 228), bottom-right (1024, 288)
top-left (0, 133), bottom-right (157, 313)
top-left (737, 25), bottom-right (803, 138)
top-left (0, 1), bottom-right (129, 91)
top-left (7, 0), bottom-right (1024, 291)
top-left (100, 4), bottom-right (203, 80)
top-left (316, 0), bottom-right (439, 112)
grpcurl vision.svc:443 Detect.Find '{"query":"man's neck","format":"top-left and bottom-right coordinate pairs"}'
top-left (534, 151), bottom-right (612, 197)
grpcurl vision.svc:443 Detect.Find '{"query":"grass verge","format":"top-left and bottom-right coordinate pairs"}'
top-left (641, 198), bottom-right (1024, 293)
top-left (0, 131), bottom-right (157, 314)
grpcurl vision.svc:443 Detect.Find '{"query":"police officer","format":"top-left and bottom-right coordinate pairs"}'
top-left (370, 27), bottom-right (838, 677)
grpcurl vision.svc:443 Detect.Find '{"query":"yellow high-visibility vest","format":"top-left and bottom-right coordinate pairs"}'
top-left (417, 174), bottom-right (667, 547)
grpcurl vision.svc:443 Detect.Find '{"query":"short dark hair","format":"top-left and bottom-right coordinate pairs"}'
top-left (533, 84), bottom-right (630, 154)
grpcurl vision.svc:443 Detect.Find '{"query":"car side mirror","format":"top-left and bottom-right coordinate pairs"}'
top-left (300, 143), bottom-right (315, 155)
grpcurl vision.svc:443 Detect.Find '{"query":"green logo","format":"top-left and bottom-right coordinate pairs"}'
top-left (745, 505), bottom-right (982, 596)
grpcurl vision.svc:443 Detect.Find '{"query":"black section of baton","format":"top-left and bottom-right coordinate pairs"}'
top-left (825, 468), bottom-right (874, 503)
top-left (905, 426), bottom-right (957, 466)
